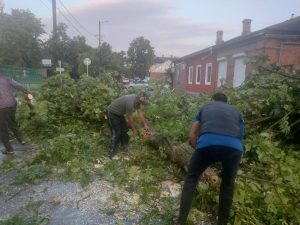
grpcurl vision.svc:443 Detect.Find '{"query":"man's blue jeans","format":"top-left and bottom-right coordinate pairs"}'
top-left (178, 146), bottom-right (242, 225)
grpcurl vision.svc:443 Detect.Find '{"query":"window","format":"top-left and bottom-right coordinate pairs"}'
top-left (175, 63), bottom-right (185, 84)
top-left (196, 65), bottom-right (201, 84)
top-left (233, 55), bottom-right (246, 87)
top-left (188, 66), bottom-right (193, 84)
top-left (217, 59), bottom-right (227, 87)
top-left (205, 63), bottom-right (212, 85)
top-left (176, 68), bottom-right (180, 82)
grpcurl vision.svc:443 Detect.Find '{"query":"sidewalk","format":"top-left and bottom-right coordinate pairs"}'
top-left (0, 144), bottom-right (30, 165)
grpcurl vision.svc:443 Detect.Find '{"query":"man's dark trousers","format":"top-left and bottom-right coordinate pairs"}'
top-left (178, 146), bottom-right (242, 225)
top-left (0, 106), bottom-right (23, 151)
top-left (106, 111), bottom-right (129, 157)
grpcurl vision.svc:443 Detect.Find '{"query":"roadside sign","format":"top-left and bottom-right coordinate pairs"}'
top-left (83, 58), bottom-right (91, 76)
top-left (56, 67), bottom-right (65, 72)
top-left (84, 58), bottom-right (91, 66)
top-left (42, 59), bottom-right (52, 67)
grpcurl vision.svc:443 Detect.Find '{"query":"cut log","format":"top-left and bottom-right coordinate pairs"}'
top-left (144, 131), bottom-right (218, 182)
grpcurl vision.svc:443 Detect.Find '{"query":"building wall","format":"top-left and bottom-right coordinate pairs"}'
top-left (173, 63), bottom-right (187, 92)
top-left (281, 44), bottom-right (300, 69)
top-left (264, 38), bottom-right (300, 69)
top-left (174, 34), bottom-right (300, 93)
top-left (150, 72), bottom-right (166, 80)
top-left (184, 54), bottom-right (217, 94)
top-left (216, 40), bottom-right (265, 87)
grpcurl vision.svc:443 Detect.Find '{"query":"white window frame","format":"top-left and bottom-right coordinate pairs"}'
top-left (188, 66), bottom-right (193, 84)
top-left (205, 63), bottom-right (212, 85)
top-left (233, 55), bottom-right (246, 87)
top-left (217, 58), bottom-right (227, 87)
top-left (176, 68), bottom-right (180, 81)
top-left (195, 65), bottom-right (201, 84)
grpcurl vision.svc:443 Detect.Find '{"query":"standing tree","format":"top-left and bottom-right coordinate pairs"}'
top-left (45, 23), bottom-right (90, 78)
top-left (127, 36), bottom-right (155, 79)
top-left (98, 41), bottom-right (113, 72)
top-left (0, 9), bottom-right (44, 67)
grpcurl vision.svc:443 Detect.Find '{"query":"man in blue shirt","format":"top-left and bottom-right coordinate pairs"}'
top-left (176, 92), bottom-right (244, 225)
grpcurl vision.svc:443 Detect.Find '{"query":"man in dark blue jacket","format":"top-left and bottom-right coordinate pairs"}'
top-left (0, 75), bottom-right (30, 154)
top-left (176, 92), bottom-right (244, 225)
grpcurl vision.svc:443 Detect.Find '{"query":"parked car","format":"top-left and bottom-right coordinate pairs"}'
top-left (125, 79), bottom-right (153, 91)
top-left (126, 80), bottom-right (148, 88)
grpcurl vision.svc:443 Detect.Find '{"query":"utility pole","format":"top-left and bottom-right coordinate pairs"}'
top-left (52, 0), bottom-right (57, 40)
top-left (98, 20), bottom-right (108, 48)
top-left (98, 20), bottom-right (108, 70)
top-left (98, 20), bottom-right (101, 48)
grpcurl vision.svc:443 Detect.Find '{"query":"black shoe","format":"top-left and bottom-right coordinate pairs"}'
top-left (2, 150), bottom-right (15, 155)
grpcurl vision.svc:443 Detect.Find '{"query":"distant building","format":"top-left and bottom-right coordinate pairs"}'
top-left (173, 16), bottom-right (300, 95)
top-left (149, 59), bottom-right (173, 80)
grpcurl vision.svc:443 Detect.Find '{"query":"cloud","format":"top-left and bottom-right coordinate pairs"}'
top-left (42, 0), bottom-right (225, 57)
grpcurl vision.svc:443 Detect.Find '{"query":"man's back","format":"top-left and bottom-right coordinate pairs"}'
top-left (107, 94), bottom-right (137, 116)
top-left (0, 75), bottom-right (16, 109)
top-left (199, 101), bottom-right (242, 138)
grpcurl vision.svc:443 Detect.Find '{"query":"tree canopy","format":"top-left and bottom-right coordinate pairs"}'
top-left (127, 36), bottom-right (155, 78)
top-left (0, 9), bottom-right (44, 67)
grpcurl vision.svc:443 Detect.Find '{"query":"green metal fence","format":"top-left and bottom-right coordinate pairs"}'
top-left (0, 65), bottom-right (45, 90)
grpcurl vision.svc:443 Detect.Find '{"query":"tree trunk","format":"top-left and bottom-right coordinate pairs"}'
top-left (144, 131), bottom-right (218, 181)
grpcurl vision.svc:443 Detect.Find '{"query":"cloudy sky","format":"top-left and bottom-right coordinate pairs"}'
top-left (4, 0), bottom-right (300, 57)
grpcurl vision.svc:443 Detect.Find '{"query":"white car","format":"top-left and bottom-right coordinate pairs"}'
top-left (126, 80), bottom-right (149, 89)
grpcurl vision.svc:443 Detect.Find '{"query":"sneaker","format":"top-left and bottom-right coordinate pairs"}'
top-left (21, 140), bottom-right (27, 145)
top-left (2, 150), bottom-right (15, 155)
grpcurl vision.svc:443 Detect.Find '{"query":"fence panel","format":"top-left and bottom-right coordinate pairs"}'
top-left (0, 65), bottom-right (45, 90)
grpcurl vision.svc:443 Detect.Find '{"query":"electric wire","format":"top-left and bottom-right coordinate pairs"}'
top-left (57, 0), bottom-right (98, 40)
top-left (38, 0), bottom-right (51, 10)
top-left (47, 0), bottom-right (85, 37)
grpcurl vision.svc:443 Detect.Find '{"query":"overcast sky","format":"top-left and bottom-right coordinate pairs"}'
top-left (3, 0), bottom-right (300, 57)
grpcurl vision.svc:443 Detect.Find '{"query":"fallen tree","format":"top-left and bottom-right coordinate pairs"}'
top-left (144, 130), bottom-right (218, 181)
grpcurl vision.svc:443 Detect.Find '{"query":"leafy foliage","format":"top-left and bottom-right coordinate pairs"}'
top-left (232, 133), bottom-right (300, 225)
top-left (0, 9), bottom-right (44, 67)
top-left (11, 59), bottom-right (300, 225)
top-left (127, 36), bottom-right (155, 78)
top-left (14, 164), bottom-right (51, 185)
top-left (146, 83), bottom-right (208, 142)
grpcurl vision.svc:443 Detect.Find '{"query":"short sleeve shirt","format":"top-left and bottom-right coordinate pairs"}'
top-left (107, 94), bottom-right (140, 116)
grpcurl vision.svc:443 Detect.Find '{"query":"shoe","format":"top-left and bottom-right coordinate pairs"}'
top-left (21, 140), bottom-right (27, 145)
top-left (2, 150), bottom-right (15, 155)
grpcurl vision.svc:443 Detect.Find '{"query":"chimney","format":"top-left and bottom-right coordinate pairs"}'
top-left (216, 30), bottom-right (224, 45)
top-left (242, 19), bottom-right (252, 35)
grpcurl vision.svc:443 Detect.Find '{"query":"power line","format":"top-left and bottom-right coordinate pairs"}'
top-left (48, 0), bottom-right (84, 37)
top-left (38, 0), bottom-right (51, 10)
top-left (57, 0), bottom-right (98, 40)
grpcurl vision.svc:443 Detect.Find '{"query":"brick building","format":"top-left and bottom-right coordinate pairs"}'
top-left (149, 59), bottom-right (172, 80)
top-left (173, 16), bottom-right (300, 94)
